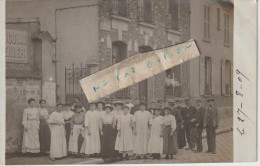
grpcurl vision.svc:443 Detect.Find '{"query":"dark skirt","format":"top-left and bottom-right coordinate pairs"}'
top-left (163, 126), bottom-right (178, 155)
top-left (39, 119), bottom-right (51, 153)
top-left (101, 124), bottom-right (115, 158)
top-left (64, 122), bottom-right (71, 148)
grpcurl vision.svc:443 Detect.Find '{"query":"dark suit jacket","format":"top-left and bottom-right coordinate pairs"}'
top-left (130, 105), bottom-right (139, 115)
top-left (172, 107), bottom-right (183, 128)
top-left (203, 106), bottom-right (219, 128)
top-left (181, 106), bottom-right (197, 127)
top-left (195, 106), bottom-right (205, 128)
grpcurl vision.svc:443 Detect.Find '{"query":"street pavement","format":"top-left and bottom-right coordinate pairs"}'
top-left (6, 117), bottom-right (233, 165)
top-left (115, 131), bottom-right (233, 164)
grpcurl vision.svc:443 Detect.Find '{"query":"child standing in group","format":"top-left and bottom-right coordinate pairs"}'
top-left (162, 107), bottom-right (178, 159)
top-left (147, 108), bottom-right (163, 159)
top-left (115, 105), bottom-right (134, 160)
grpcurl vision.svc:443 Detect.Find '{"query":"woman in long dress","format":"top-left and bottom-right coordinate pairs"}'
top-left (68, 103), bottom-right (85, 157)
top-left (96, 101), bottom-right (105, 157)
top-left (49, 103), bottom-right (67, 161)
top-left (38, 99), bottom-right (51, 155)
top-left (162, 107), bottom-right (178, 159)
top-left (133, 102), bottom-right (152, 159)
top-left (100, 104), bottom-right (114, 160)
top-left (83, 102), bottom-right (101, 157)
top-left (22, 98), bottom-right (40, 155)
top-left (148, 108), bottom-right (163, 159)
top-left (111, 101), bottom-right (123, 158)
top-left (115, 105), bottom-right (134, 160)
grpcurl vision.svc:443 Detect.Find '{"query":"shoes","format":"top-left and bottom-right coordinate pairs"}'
top-left (165, 155), bottom-right (169, 159)
top-left (185, 147), bottom-right (190, 150)
top-left (205, 150), bottom-right (211, 153)
top-left (50, 158), bottom-right (55, 161)
top-left (211, 152), bottom-right (216, 154)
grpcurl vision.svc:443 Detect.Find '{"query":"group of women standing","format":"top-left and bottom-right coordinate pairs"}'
top-left (22, 98), bottom-right (179, 161)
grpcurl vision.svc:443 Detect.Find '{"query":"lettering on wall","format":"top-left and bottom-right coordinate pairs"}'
top-left (6, 29), bottom-right (28, 63)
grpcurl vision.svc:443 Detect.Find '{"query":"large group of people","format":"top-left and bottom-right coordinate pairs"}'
top-left (21, 96), bottom-right (219, 162)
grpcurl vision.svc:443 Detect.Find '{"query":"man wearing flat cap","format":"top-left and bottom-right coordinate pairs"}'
top-left (203, 98), bottom-right (219, 154)
top-left (182, 98), bottom-right (197, 151)
top-left (194, 98), bottom-right (206, 153)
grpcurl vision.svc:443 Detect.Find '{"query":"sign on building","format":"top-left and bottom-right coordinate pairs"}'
top-left (6, 29), bottom-right (28, 63)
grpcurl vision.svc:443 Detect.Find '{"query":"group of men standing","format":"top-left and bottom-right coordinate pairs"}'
top-left (135, 97), bottom-right (219, 155)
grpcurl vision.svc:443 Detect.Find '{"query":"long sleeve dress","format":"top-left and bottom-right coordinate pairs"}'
top-left (49, 111), bottom-right (67, 158)
top-left (83, 110), bottom-right (101, 154)
top-left (115, 114), bottom-right (134, 152)
top-left (133, 110), bottom-right (152, 155)
top-left (38, 107), bottom-right (51, 153)
top-left (100, 113), bottom-right (114, 158)
top-left (22, 107), bottom-right (40, 153)
top-left (148, 115), bottom-right (163, 154)
top-left (163, 114), bottom-right (178, 155)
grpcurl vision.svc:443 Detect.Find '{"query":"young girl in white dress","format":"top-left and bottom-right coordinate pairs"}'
top-left (115, 105), bottom-right (134, 160)
top-left (147, 108), bottom-right (164, 159)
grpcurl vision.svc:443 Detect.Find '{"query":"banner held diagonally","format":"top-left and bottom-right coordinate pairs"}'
top-left (80, 39), bottom-right (200, 102)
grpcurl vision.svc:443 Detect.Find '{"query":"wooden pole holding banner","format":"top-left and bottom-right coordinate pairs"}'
top-left (80, 39), bottom-right (200, 102)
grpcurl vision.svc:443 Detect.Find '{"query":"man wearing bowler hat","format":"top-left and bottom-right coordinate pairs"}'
top-left (194, 98), bottom-right (205, 153)
top-left (203, 98), bottom-right (219, 154)
top-left (182, 98), bottom-right (197, 151)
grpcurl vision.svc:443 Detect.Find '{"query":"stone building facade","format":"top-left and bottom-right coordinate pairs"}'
top-left (98, 0), bottom-right (190, 104)
top-left (5, 0), bottom-right (190, 153)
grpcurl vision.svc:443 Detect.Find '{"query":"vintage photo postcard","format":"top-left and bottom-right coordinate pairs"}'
top-left (0, 0), bottom-right (258, 165)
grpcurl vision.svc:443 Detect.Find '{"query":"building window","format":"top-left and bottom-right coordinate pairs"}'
top-left (204, 56), bottom-right (212, 94)
top-left (225, 60), bottom-right (231, 94)
top-left (112, 41), bottom-right (130, 98)
top-left (168, 0), bottom-right (179, 30)
top-left (217, 8), bottom-right (220, 30)
top-left (118, 0), bottom-right (127, 17)
top-left (143, 0), bottom-right (153, 23)
top-left (203, 5), bottom-right (210, 41)
top-left (224, 12), bottom-right (230, 45)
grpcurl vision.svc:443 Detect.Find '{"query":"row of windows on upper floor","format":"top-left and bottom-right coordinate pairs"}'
top-left (203, 4), bottom-right (232, 46)
top-left (110, 0), bottom-right (180, 31)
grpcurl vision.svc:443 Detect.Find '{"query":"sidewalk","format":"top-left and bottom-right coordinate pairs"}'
top-left (6, 117), bottom-right (232, 165)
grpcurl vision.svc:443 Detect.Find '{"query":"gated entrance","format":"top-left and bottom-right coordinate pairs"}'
top-left (65, 63), bottom-right (91, 106)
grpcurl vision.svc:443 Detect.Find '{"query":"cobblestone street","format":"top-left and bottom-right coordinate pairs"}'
top-left (115, 131), bottom-right (233, 164)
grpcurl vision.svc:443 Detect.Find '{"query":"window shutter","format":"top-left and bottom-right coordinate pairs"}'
top-left (221, 59), bottom-right (226, 95)
top-left (200, 56), bottom-right (205, 95)
top-left (211, 57), bottom-right (215, 95)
